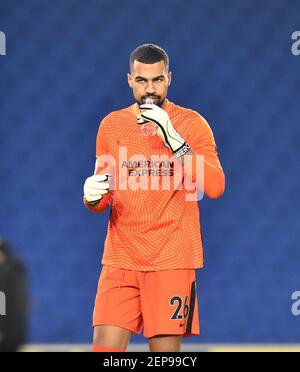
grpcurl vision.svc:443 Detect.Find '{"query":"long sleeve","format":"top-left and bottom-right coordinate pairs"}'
top-left (183, 114), bottom-right (225, 199)
top-left (84, 118), bottom-right (114, 213)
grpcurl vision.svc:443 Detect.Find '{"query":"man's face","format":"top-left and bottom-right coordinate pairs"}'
top-left (127, 60), bottom-right (172, 107)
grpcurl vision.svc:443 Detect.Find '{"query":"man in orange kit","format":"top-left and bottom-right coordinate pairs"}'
top-left (83, 44), bottom-right (225, 352)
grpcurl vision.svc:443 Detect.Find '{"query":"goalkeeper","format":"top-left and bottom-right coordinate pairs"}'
top-left (84, 44), bottom-right (225, 352)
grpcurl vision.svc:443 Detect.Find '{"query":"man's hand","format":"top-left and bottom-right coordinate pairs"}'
top-left (84, 174), bottom-right (110, 205)
top-left (137, 103), bottom-right (191, 158)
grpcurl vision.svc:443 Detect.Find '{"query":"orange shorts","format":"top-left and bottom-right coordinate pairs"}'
top-left (93, 265), bottom-right (200, 338)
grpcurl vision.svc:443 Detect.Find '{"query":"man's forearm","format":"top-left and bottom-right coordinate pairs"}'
top-left (175, 148), bottom-right (196, 164)
top-left (176, 149), bottom-right (225, 199)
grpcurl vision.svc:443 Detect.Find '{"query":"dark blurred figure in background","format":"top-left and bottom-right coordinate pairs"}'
top-left (0, 237), bottom-right (28, 352)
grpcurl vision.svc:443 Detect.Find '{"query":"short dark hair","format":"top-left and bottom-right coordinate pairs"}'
top-left (130, 44), bottom-right (169, 72)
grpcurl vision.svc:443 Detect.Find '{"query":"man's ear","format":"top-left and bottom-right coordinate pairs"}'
top-left (127, 73), bottom-right (133, 88)
top-left (168, 71), bottom-right (172, 86)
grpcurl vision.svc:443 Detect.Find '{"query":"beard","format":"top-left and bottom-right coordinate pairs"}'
top-left (137, 96), bottom-right (165, 108)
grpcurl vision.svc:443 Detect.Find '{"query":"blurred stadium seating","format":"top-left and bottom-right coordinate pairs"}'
top-left (0, 0), bottom-right (300, 350)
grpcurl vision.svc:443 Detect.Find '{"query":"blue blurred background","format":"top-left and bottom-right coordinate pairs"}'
top-left (0, 0), bottom-right (299, 345)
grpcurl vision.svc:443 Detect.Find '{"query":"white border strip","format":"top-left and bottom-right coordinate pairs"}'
top-left (20, 344), bottom-right (300, 352)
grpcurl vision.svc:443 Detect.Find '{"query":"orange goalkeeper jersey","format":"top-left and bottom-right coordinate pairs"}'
top-left (85, 99), bottom-right (225, 271)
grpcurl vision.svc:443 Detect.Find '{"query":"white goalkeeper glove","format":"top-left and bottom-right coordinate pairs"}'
top-left (137, 103), bottom-right (191, 158)
top-left (84, 174), bottom-right (110, 205)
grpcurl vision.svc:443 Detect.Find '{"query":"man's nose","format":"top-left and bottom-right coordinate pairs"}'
top-left (145, 81), bottom-right (155, 93)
